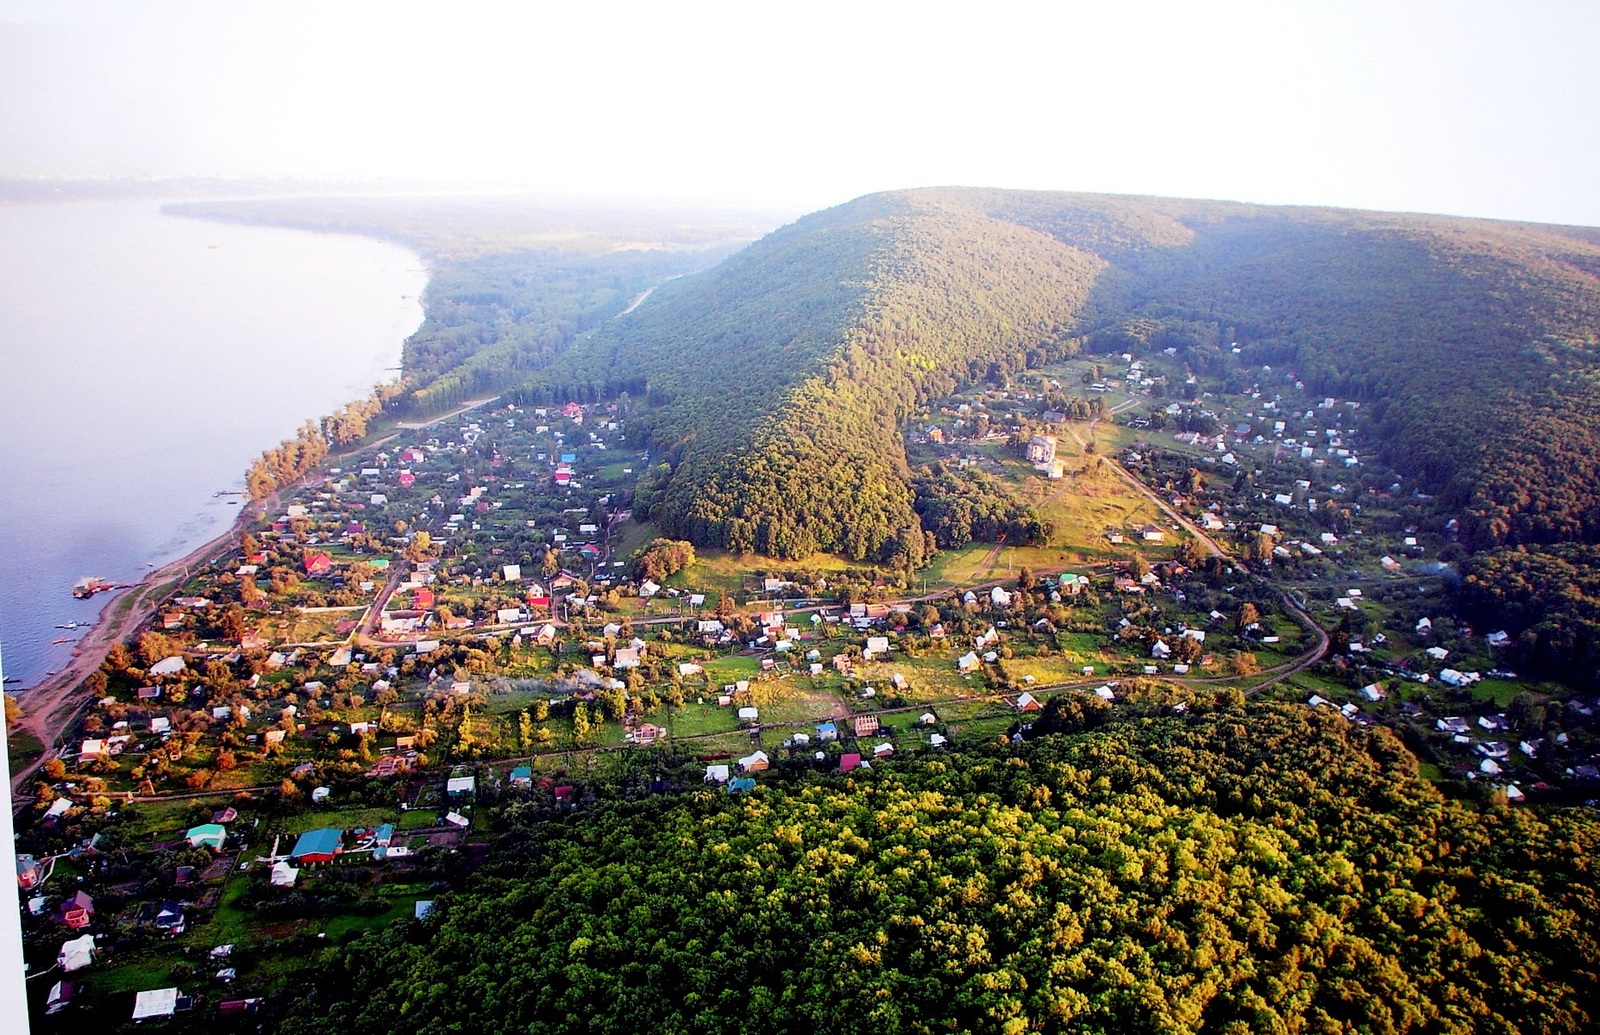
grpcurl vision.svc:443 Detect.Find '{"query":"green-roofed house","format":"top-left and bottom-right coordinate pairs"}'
top-left (185, 824), bottom-right (227, 852)
top-left (1057, 574), bottom-right (1089, 596)
top-left (290, 828), bottom-right (344, 865)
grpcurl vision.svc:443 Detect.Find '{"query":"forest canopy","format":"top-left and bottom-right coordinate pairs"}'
top-left (281, 706), bottom-right (1600, 1035)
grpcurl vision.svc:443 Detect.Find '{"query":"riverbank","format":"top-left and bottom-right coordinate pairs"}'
top-left (4, 392), bottom-right (512, 797)
top-left (8, 480), bottom-right (289, 794)
top-left (0, 199), bottom-right (427, 690)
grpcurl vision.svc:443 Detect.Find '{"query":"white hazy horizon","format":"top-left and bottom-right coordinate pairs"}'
top-left (2, 1), bottom-right (1599, 227)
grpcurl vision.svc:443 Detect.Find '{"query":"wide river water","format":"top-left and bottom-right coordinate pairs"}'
top-left (0, 199), bottom-right (425, 689)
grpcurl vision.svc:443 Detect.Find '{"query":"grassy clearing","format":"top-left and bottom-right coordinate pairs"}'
top-left (852, 654), bottom-right (977, 702)
top-left (921, 544), bottom-right (1000, 590)
top-left (320, 895), bottom-right (424, 940)
top-left (608, 518), bottom-right (659, 560)
top-left (121, 798), bottom-right (215, 841)
top-left (663, 701), bottom-right (738, 737)
top-left (7, 730), bottom-right (45, 771)
top-left (748, 679), bottom-right (848, 725)
top-left (283, 807), bottom-right (395, 836)
top-left (703, 654), bottom-right (762, 679)
top-left (999, 655), bottom-right (1100, 686)
top-left (1469, 678), bottom-right (1522, 708)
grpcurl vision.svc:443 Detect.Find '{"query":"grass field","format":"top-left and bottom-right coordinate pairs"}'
top-left (7, 730), bottom-right (45, 771)
top-left (607, 518), bottom-right (659, 560)
top-left (258, 608), bottom-right (350, 645)
top-left (747, 679), bottom-right (848, 725)
top-left (282, 806), bottom-right (395, 836)
top-left (851, 653), bottom-right (983, 702)
top-left (1469, 678), bottom-right (1523, 708)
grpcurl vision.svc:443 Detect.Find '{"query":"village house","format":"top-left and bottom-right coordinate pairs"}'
top-left (58, 890), bottom-right (94, 930)
top-left (289, 828), bottom-right (344, 865)
top-left (1027, 435), bottom-right (1057, 465)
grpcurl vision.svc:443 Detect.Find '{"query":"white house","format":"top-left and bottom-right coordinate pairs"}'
top-left (149, 656), bottom-right (186, 676)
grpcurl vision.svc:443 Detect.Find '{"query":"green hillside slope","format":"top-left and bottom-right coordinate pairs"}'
top-left (510, 191), bottom-right (1111, 561)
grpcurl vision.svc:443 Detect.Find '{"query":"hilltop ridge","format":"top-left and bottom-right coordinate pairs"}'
top-left (506, 186), bottom-right (1600, 563)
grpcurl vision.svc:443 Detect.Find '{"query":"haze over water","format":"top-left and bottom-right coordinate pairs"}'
top-left (0, 199), bottom-right (425, 689)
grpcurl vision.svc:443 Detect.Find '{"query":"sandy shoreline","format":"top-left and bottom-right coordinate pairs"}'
top-left (6, 396), bottom-right (502, 797)
top-left (6, 488), bottom-right (273, 795)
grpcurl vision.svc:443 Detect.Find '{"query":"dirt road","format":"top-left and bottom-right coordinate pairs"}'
top-left (1065, 418), bottom-right (1229, 560)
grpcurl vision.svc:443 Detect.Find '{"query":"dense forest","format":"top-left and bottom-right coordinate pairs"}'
top-left (1458, 543), bottom-right (1600, 689)
top-left (398, 248), bottom-right (735, 415)
top-left (913, 464), bottom-right (1053, 549)
top-left (281, 706), bottom-right (1600, 1034)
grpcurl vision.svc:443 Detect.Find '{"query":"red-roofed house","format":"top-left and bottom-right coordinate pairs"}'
top-left (58, 891), bottom-right (94, 930)
top-left (303, 552), bottom-right (333, 576)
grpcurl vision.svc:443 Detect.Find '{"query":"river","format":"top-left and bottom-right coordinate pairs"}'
top-left (0, 199), bottom-right (426, 690)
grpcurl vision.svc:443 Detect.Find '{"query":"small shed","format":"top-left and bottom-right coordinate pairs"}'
top-left (132, 988), bottom-right (180, 1021)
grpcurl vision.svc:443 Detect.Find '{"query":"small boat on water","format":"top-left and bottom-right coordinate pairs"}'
top-left (56, 621), bottom-right (86, 629)
top-left (51, 636), bottom-right (71, 644)
top-left (72, 576), bottom-right (115, 599)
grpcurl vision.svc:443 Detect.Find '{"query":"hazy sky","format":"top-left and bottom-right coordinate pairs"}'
top-left (2, 1), bottom-right (1598, 225)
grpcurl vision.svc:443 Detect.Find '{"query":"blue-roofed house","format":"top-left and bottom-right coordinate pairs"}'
top-left (290, 828), bottom-right (344, 864)
top-left (726, 777), bottom-right (757, 794)
top-left (509, 766), bottom-right (533, 787)
top-left (560, 453), bottom-right (577, 464)
top-left (816, 722), bottom-right (838, 742)
top-left (370, 823), bottom-right (397, 860)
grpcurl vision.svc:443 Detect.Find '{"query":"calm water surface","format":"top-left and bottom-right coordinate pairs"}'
top-left (0, 199), bottom-right (425, 688)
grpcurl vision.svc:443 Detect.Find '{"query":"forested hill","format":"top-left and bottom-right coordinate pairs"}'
top-left (282, 707), bottom-right (1600, 1035)
top-left (510, 191), bottom-right (1111, 562)
top-left (507, 186), bottom-right (1600, 563)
